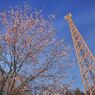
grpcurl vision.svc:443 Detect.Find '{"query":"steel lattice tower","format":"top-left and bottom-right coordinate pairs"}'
top-left (65, 13), bottom-right (95, 95)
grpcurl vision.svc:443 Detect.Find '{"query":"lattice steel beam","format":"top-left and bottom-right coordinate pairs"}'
top-left (65, 13), bottom-right (95, 95)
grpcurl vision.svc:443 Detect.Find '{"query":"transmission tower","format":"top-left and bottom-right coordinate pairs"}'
top-left (65, 13), bottom-right (95, 95)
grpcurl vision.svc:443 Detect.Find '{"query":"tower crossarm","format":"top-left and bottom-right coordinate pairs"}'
top-left (65, 13), bottom-right (95, 95)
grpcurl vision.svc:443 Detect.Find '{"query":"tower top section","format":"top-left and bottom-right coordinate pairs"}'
top-left (64, 13), bottom-right (72, 21)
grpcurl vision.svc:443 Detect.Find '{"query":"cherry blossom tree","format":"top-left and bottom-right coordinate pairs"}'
top-left (0, 6), bottom-right (73, 95)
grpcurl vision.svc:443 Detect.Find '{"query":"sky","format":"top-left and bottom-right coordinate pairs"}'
top-left (0, 0), bottom-right (95, 92)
